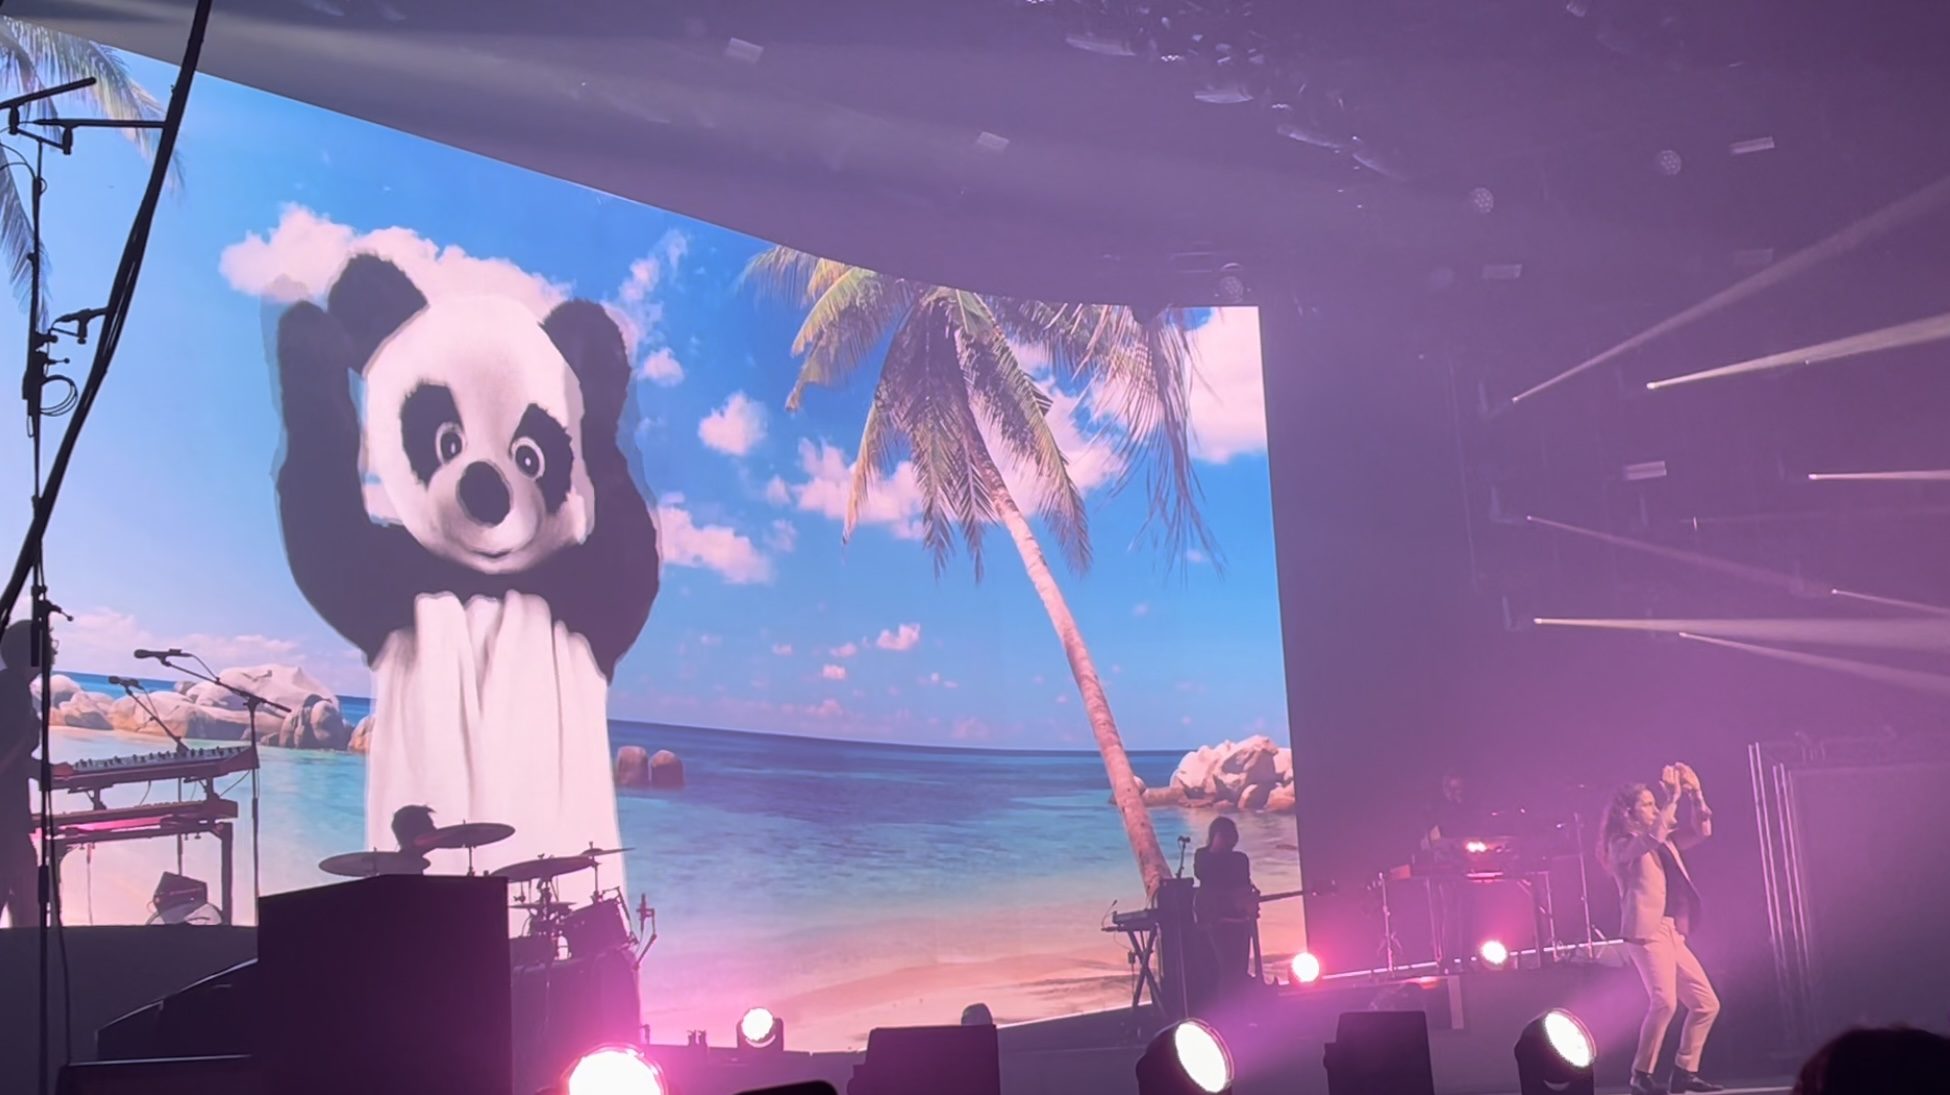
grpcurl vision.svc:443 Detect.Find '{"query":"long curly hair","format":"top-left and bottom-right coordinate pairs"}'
top-left (1596, 783), bottom-right (1652, 879)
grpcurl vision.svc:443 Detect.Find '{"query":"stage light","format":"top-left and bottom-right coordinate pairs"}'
top-left (566, 1045), bottom-right (665, 1095)
top-left (1463, 839), bottom-right (1489, 854)
top-left (1656, 148), bottom-right (1684, 176)
top-left (1478, 939), bottom-right (1510, 968)
top-left (737, 1006), bottom-right (785, 1052)
top-left (1290, 952), bottom-right (1323, 984)
top-left (1468, 187), bottom-right (1495, 214)
top-left (1137, 1019), bottom-right (1234, 1095)
top-left (1514, 1009), bottom-right (1595, 1095)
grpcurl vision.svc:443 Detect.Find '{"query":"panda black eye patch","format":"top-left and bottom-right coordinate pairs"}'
top-left (400, 383), bottom-right (462, 485)
top-left (513, 404), bottom-right (574, 512)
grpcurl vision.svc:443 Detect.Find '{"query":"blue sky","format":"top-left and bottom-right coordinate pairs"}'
top-left (0, 52), bottom-right (1290, 751)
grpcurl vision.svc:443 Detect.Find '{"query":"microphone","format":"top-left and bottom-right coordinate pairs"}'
top-left (132, 648), bottom-right (184, 661)
top-left (107, 675), bottom-right (144, 689)
top-left (55, 306), bottom-right (112, 344)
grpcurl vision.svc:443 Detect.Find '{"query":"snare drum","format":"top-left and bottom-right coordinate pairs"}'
top-left (563, 896), bottom-right (633, 957)
top-left (510, 932), bottom-right (560, 968)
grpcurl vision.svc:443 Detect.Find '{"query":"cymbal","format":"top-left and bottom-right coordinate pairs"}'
top-left (490, 855), bottom-right (596, 883)
top-left (319, 850), bottom-right (422, 878)
top-left (419, 822), bottom-right (516, 851)
top-left (581, 845), bottom-right (634, 857)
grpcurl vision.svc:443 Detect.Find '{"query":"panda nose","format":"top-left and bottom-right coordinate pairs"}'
top-left (458, 462), bottom-right (511, 526)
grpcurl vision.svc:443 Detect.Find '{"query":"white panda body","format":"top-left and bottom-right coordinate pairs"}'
top-left (365, 590), bottom-right (624, 890)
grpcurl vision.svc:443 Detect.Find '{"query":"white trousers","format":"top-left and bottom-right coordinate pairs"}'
top-left (1624, 916), bottom-right (1721, 1073)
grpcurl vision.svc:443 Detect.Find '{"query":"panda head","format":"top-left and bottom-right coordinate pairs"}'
top-left (328, 255), bottom-right (627, 575)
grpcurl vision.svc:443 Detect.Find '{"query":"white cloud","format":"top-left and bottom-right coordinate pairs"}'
top-left (655, 496), bottom-right (773, 584)
top-left (1186, 548), bottom-right (1211, 565)
top-left (696, 633), bottom-right (723, 647)
top-left (637, 347), bottom-right (685, 386)
top-left (51, 607), bottom-right (368, 696)
top-left (609, 229), bottom-right (690, 385)
top-left (785, 439), bottom-right (924, 540)
top-left (1132, 602), bottom-right (1151, 618)
top-left (763, 476), bottom-right (792, 506)
top-left (766, 519), bottom-right (798, 553)
top-left (1186, 308), bottom-right (1269, 463)
top-left (1056, 693), bottom-right (1070, 705)
top-left (952, 717), bottom-right (991, 741)
top-left (810, 697), bottom-right (843, 718)
top-left (875, 623), bottom-right (922, 652)
top-left (220, 205), bottom-right (567, 317)
top-left (699, 392), bottom-right (767, 456)
top-left (771, 643), bottom-right (794, 656)
top-left (821, 664), bottom-right (848, 681)
top-left (830, 642), bottom-right (859, 659)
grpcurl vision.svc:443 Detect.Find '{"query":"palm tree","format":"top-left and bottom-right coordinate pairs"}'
top-left (744, 249), bottom-right (1217, 900)
top-left (2, 17), bottom-right (175, 319)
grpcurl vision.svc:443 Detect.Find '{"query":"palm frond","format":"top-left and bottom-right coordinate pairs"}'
top-left (785, 266), bottom-right (913, 410)
top-left (951, 291), bottom-right (1092, 574)
top-left (737, 245), bottom-right (826, 304)
top-left (0, 171), bottom-right (41, 323)
top-left (989, 298), bottom-right (1219, 571)
top-left (0, 19), bottom-right (183, 189)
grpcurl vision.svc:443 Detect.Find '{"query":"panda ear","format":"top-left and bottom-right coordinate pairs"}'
top-left (542, 300), bottom-right (630, 417)
top-left (326, 255), bottom-right (427, 373)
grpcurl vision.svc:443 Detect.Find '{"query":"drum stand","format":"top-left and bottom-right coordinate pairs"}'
top-left (1375, 871), bottom-right (1406, 974)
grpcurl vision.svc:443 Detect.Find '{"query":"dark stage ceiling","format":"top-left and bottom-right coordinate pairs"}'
top-left (10, 0), bottom-right (1950, 306)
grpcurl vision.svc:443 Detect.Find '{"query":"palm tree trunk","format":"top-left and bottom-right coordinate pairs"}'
top-left (968, 450), bottom-right (1172, 899)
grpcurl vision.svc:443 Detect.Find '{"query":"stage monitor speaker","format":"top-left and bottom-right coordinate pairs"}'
top-left (1324, 1010), bottom-right (1435, 1095)
top-left (1786, 757), bottom-right (1950, 1033)
top-left (848, 1025), bottom-right (999, 1095)
top-left (258, 874), bottom-right (511, 1095)
top-left (57, 1055), bottom-right (261, 1095)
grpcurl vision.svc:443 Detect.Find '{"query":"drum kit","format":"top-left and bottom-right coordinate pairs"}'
top-left (317, 823), bottom-right (651, 970)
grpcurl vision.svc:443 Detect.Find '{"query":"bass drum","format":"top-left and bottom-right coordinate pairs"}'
top-left (562, 896), bottom-right (633, 958)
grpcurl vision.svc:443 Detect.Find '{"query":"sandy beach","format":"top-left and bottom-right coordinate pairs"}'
top-left (34, 722), bottom-right (1306, 1051)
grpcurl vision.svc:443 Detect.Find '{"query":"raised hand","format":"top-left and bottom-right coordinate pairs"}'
top-left (1674, 762), bottom-right (1703, 798)
top-left (1659, 765), bottom-right (1682, 802)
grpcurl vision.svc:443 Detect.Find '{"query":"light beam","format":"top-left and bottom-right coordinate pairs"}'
top-left (1509, 174), bottom-right (1950, 404)
top-left (1645, 313), bottom-right (1950, 391)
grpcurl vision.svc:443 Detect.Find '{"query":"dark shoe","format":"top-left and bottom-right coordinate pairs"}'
top-left (1671, 1070), bottom-right (1725, 1093)
top-left (1631, 1070), bottom-right (1668, 1095)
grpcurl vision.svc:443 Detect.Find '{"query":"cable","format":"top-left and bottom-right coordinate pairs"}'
top-left (0, 2), bottom-right (218, 1089)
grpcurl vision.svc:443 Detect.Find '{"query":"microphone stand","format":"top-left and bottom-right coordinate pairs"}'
top-left (156, 654), bottom-right (289, 914)
top-left (0, 6), bottom-right (215, 1088)
top-left (112, 679), bottom-right (190, 756)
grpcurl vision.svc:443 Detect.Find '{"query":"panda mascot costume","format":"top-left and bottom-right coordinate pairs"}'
top-left (274, 254), bottom-right (659, 882)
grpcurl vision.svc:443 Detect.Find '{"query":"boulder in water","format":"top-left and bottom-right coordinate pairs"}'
top-left (649, 749), bottom-right (685, 790)
top-left (53, 691), bottom-right (114, 731)
top-left (615, 745), bottom-right (651, 788)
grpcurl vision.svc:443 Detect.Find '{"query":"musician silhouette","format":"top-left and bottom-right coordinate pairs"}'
top-left (388, 804), bottom-right (437, 875)
top-left (1193, 816), bottom-right (1256, 998)
top-left (0, 621), bottom-right (50, 928)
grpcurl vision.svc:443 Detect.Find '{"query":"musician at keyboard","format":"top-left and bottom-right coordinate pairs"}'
top-left (1193, 816), bottom-right (1256, 995)
top-left (1, 621), bottom-right (52, 928)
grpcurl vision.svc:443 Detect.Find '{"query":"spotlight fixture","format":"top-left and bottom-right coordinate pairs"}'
top-left (1214, 263), bottom-right (1249, 305)
top-left (1137, 1019), bottom-right (1234, 1095)
top-left (738, 1006), bottom-right (785, 1053)
top-left (1514, 1009), bottom-right (1595, 1095)
top-left (1467, 186), bottom-right (1495, 214)
top-left (564, 1045), bottom-right (666, 1095)
top-left (1478, 939), bottom-right (1510, 969)
top-left (1655, 148), bottom-right (1684, 176)
top-left (1290, 952), bottom-right (1323, 984)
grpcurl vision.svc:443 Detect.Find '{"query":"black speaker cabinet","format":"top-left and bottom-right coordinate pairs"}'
top-left (1324, 1010), bottom-right (1435, 1095)
top-left (258, 874), bottom-right (511, 1095)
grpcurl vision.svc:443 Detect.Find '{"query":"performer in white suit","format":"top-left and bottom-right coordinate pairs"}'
top-left (1601, 762), bottom-right (1723, 1095)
